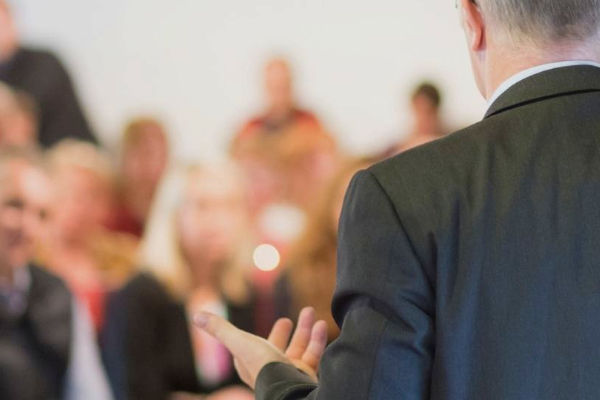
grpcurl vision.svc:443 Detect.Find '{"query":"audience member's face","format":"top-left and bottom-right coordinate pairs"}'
top-left (122, 126), bottom-right (168, 188)
top-left (264, 59), bottom-right (293, 112)
top-left (51, 167), bottom-right (112, 240)
top-left (177, 170), bottom-right (246, 273)
top-left (0, 105), bottom-right (37, 148)
top-left (0, 160), bottom-right (45, 273)
top-left (412, 95), bottom-right (437, 119)
top-left (411, 94), bottom-right (439, 132)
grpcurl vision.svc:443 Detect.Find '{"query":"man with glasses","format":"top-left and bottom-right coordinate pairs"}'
top-left (196, 0), bottom-right (600, 398)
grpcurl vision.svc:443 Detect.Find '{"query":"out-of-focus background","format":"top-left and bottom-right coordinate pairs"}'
top-left (0, 1), bottom-right (488, 400)
top-left (15, 0), bottom-right (484, 159)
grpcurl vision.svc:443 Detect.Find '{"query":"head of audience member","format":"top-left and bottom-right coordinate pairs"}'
top-left (46, 140), bottom-right (114, 246)
top-left (264, 57), bottom-right (294, 118)
top-left (0, 84), bottom-right (38, 149)
top-left (119, 117), bottom-right (169, 221)
top-left (140, 163), bottom-right (251, 304)
top-left (0, 148), bottom-right (47, 282)
top-left (286, 157), bottom-right (373, 340)
top-left (410, 82), bottom-right (443, 137)
top-left (457, 0), bottom-right (600, 99)
top-left (0, 0), bottom-right (18, 62)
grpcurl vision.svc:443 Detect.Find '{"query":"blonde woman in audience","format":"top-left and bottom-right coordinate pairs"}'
top-left (103, 163), bottom-right (256, 400)
top-left (37, 139), bottom-right (138, 333)
top-left (273, 157), bottom-right (374, 342)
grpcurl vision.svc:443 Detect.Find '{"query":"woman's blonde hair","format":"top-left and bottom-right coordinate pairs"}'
top-left (138, 163), bottom-right (252, 304)
top-left (46, 139), bottom-right (114, 184)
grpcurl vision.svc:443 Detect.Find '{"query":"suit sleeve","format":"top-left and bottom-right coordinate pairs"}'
top-left (255, 169), bottom-right (436, 400)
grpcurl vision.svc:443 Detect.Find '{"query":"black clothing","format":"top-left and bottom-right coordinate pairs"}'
top-left (256, 65), bottom-right (600, 399)
top-left (103, 273), bottom-right (256, 400)
top-left (0, 264), bottom-right (73, 400)
top-left (0, 47), bottom-right (97, 147)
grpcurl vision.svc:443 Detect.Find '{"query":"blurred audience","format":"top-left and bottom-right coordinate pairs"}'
top-left (231, 57), bottom-right (338, 215)
top-left (0, 147), bottom-right (112, 400)
top-left (0, 0), bottom-right (97, 148)
top-left (381, 81), bottom-right (447, 158)
top-left (103, 164), bottom-right (255, 400)
top-left (0, 82), bottom-right (38, 149)
top-left (108, 117), bottom-right (170, 238)
top-left (37, 140), bottom-right (137, 333)
top-left (0, 8), bottom-right (468, 395)
top-left (274, 157), bottom-right (374, 342)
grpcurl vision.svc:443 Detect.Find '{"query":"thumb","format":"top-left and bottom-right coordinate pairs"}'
top-left (194, 311), bottom-right (247, 354)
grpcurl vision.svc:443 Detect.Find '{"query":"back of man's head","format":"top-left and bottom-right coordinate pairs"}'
top-left (480, 0), bottom-right (600, 45)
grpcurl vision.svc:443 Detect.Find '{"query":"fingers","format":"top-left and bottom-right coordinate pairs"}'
top-left (267, 318), bottom-right (294, 351)
top-left (301, 320), bottom-right (328, 370)
top-left (194, 312), bottom-right (246, 355)
top-left (285, 307), bottom-right (315, 359)
top-left (195, 311), bottom-right (291, 389)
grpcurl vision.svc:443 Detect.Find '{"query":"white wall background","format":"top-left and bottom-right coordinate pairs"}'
top-left (12, 0), bottom-right (487, 162)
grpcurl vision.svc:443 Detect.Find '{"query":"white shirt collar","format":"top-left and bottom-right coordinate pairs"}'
top-left (487, 60), bottom-right (600, 110)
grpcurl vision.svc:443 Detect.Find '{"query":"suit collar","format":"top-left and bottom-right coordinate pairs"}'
top-left (484, 65), bottom-right (600, 119)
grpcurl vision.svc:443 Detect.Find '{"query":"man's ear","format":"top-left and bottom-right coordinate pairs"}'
top-left (460, 0), bottom-right (485, 51)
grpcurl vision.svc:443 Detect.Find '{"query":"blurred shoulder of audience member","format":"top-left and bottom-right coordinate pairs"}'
top-left (274, 156), bottom-right (375, 342)
top-left (0, 146), bottom-right (112, 400)
top-left (380, 81), bottom-right (447, 159)
top-left (0, 0), bottom-right (97, 148)
top-left (0, 82), bottom-right (39, 149)
top-left (102, 163), bottom-right (255, 400)
top-left (107, 116), bottom-right (170, 238)
top-left (39, 139), bottom-right (137, 332)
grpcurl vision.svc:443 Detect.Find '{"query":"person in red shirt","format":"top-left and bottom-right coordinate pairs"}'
top-left (231, 57), bottom-right (338, 219)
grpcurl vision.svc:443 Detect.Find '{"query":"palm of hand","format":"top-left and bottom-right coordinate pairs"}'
top-left (195, 307), bottom-right (328, 389)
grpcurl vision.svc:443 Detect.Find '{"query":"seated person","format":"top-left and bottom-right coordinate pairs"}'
top-left (231, 57), bottom-right (337, 214)
top-left (0, 1), bottom-right (97, 148)
top-left (38, 140), bottom-right (138, 333)
top-left (0, 147), bottom-right (112, 400)
top-left (379, 81), bottom-right (448, 159)
top-left (103, 164), bottom-right (257, 400)
top-left (108, 117), bottom-right (170, 238)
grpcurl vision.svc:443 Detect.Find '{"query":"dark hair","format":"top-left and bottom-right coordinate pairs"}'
top-left (411, 82), bottom-right (442, 109)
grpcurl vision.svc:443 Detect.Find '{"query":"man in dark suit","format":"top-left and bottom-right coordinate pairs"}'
top-left (195, 0), bottom-right (600, 398)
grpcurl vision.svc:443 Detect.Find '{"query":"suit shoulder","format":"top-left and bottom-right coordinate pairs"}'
top-left (363, 120), bottom-right (496, 231)
top-left (369, 120), bottom-right (492, 187)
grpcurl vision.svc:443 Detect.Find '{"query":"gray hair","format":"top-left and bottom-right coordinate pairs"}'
top-left (481, 0), bottom-right (600, 43)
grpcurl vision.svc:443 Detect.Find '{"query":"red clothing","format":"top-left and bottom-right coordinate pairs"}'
top-left (236, 108), bottom-right (322, 140)
top-left (104, 203), bottom-right (145, 238)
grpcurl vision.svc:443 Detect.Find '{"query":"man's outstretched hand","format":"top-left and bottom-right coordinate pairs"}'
top-left (194, 307), bottom-right (328, 389)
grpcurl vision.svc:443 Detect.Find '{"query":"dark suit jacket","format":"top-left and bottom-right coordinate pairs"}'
top-left (255, 65), bottom-right (600, 399)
